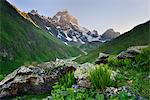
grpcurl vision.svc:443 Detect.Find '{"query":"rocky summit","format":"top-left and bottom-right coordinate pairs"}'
top-left (28, 10), bottom-right (120, 46)
top-left (101, 28), bottom-right (120, 41)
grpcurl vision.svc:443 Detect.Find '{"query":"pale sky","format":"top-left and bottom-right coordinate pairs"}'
top-left (7, 0), bottom-right (150, 34)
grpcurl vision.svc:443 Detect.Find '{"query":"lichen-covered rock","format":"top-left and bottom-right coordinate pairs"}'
top-left (77, 78), bottom-right (91, 88)
top-left (74, 63), bottom-right (94, 79)
top-left (0, 63), bottom-right (77, 99)
top-left (0, 66), bottom-right (48, 98)
top-left (117, 46), bottom-right (147, 59)
top-left (95, 53), bottom-right (109, 64)
top-left (74, 63), bottom-right (94, 88)
top-left (40, 59), bottom-right (79, 75)
top-left (105, 86), bottom-right (135, 98)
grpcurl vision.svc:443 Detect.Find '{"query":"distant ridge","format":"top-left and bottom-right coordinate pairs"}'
top-left (76, 20), bottom-right (150, 63)
top-left (0, 0), bottom-right (82, 74)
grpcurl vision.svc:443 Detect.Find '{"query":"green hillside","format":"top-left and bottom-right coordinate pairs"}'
top-left (76, 20), bottom-right (150, 63)
top-left (0, 0), bottom-right (81, 74)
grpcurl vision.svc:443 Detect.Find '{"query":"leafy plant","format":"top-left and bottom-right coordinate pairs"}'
top-left (119, 91), bottom-right (129, 100)
top-left (0, 74), bottom-right (4, 81)
top-left (59, 72), bottom-right (75, 88)
top-left (135, 47), bottom-right (150, 71)
top-left (108, 57), bottom-right (132, 69)
top-left (89, 64), bottom-right (113, 90)
top-left (110, 91), bottom-right (136, 100)
top-left (51, 83), bottom-right (102, 100)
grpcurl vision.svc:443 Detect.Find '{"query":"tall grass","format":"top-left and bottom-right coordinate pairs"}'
top-left (59, 72), bottom-right (75, 88)
top-left (89, 65), bottom-right (113, 90)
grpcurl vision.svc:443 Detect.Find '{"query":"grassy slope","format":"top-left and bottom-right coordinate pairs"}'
top-left (0, 0), bottom-right (81, 74)
top-left (76, 21), bottom-right (150, 63)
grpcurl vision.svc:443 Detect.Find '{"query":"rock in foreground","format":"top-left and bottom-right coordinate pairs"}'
top-left (0, 66), bottom-right (49, 98)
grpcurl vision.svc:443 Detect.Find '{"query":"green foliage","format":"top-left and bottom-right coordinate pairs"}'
top-left (59, 72), bottom-right (75, 88)
top-left (108, 48), bottom-right (150, 71)
top-left (0, 1), bottom-right (81, 75)
top-left (0, 74), bottom-right (4, 81)
top-left (118, 91), bottom-right (129, 100)
top-left (110, 91), bottom-right (136, 100)
top-left (76, 21), bottom-right (150, 64)
top-left (52, 83), bottom-right (104, 100)
top-left (89, 64), bottom-right (113, 90)
top-left (95, 94), bottom-right (104, 100)
top-left (108, 57), bottom-right (132, 69)
top-left (135, 47), bottom-right (150, 71)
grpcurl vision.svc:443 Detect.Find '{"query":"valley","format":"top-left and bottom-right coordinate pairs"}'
top-left (0, 0), bottom-right (150, 99)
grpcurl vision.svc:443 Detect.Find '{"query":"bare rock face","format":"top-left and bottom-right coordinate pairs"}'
top-left (0, 66), bottom-right (47, 98)
top-left (102, 29), bottom-right (120, 41)
top-left (52, 10), bottom-right (79, 26)
top-left (0, 59), bottom-right (78, 98)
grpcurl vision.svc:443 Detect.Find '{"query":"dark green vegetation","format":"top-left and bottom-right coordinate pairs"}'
top-left (51, 72), bottom-right (106, 100)
top-left (107, 47), bottom-right (150, 97)
top-left (108, 47), bottom-right (150, 71)
top-left (76, 21), bottom-right (150, 63)
top-left (52, 84), bottom-right (105, 100)
top-left (0, 0), bottom-right (81, 75)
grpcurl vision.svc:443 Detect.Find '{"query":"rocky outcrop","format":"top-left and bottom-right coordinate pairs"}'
top-left (101, 29), bottom-right (120, 41)
top-left (74, 64), bottom-right (118, 88)
top-left (74, 63), bottom-right (94, 88)
top-left (0, 66), bottom-right (47, 98)
top-left (95, 53), bottom-right (109, 64)
top-left (117, 46), bottom-right (147, 59)
top-left (0, 59), bottom-right (92, 98)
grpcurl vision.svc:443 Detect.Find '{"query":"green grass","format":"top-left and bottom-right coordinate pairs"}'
top-left (59, 72), bottom-right (75, 88)
top-left (106, 48), bottom-right (150, 98)
top-left (0, 0), bottom-right (82, 75)
top-left (89, 64), bottom-right (113, 90)
top-left (75, 21), bottom-right (150, 64)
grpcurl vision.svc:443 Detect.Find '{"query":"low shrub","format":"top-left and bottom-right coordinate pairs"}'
top-left (108, 47), bottom-right (150, 71)
top-left (51, 83), bottom-right (104, 100)
top-left (108, 57), bottom-right (132, 69)
top-left (135, 47), bottom-right (150, 71)
top-left (110, 91), bottom-right (136, 100)
top-left (89, 64), bottom-right (113, 90)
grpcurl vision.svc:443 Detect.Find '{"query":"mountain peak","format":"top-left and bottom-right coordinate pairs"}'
top-left (56, 10), bottom-right (69, 15)
top-left (105, 28), bottom-right (115, 32)
top-left (102, 28), bottom-right (120, 40)
top-left (52, 10), bottom-right (79, 26)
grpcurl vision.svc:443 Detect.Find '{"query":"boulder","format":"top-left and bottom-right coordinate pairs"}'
top-left (95, 53), bottom-right (109, 64)
top-left (74, 63), bottom-right (94, 88)
top-left (0, 66), bottom-right (48, 98)
top-left (0, 64), bottom-right (77, 98)
top-left (117, 46), bottom-right (147, 59)
top-left (77, 78), bottom-right (91, 88)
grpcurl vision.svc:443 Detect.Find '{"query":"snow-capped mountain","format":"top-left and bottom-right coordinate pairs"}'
top-left (28, 10), bottom-right (120, 46)
top-left (28, 10), bottom-right (102, 45)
